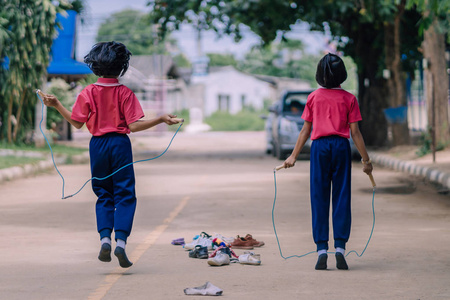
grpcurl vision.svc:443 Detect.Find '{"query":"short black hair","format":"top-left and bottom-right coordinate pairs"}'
top-left (84, 41), bottom-right (132, 77)
top-left (315, 53), bottom-right (347, 88)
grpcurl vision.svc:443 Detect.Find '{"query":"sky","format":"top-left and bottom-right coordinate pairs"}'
top-left (76, 0), bottom-right (328, 61)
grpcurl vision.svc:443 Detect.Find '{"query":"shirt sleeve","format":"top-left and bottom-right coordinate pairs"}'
top-left (71, 90), bottom-right (91, 123)
top-left (348, 96), bottom-right (362, 123)
top-left (301, 94), bottom-right (313, 122)
top-left (122, 91), bottom-right (145, 125)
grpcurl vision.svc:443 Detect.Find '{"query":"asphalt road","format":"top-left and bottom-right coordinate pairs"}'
top-left (0, 131), bottom-right (449, 299)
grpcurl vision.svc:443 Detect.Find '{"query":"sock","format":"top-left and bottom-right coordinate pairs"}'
top-left (318, 249), bottom-right (327, 256)
top-left (101, 237), bottom-right (111, 245)
top-left (336, 247), bottom-right (345, 255)
top-left (184, 282), bottom-right (223, 296)
top-left (116, 239), bottom-right (126, 249)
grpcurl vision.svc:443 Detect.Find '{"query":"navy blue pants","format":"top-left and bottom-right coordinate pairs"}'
top-left (310, 136), bottom-right (352, 251)
top-left (90, 133), bottom-right (137, 242)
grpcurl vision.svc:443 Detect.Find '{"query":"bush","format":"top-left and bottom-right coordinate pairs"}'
top-left (416, 129), bottom-right (446, 157)
top-left (204, 110), bottom-right (265, 131)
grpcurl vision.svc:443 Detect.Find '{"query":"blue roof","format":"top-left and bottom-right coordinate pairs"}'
top-left (47, 60), bottom-right (92, 75)
top-left (47, 10), bottom-right (92, 76)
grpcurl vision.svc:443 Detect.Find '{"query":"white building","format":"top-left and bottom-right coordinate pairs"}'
top-left (189, 66), bottom-right (274, 117)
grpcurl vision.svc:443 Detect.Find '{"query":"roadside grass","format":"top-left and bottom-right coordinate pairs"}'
top-left (205, 110), bottom-right (265, 131)
top-left (0, 142), bottom-right (87, 155)
top-left (0, 156), bottom-right (45, 170)
top-left (0, 143), bottom-right (87, 170)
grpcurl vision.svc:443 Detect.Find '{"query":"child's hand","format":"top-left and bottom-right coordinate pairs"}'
top-left (363, 163), bottom-right (373, 175)
top-left (161, 114), bottom-right (181, 125)
top-left (283, 155), bottom-right (296, 169)
top-left (41, 93), bottom-right (60, 108)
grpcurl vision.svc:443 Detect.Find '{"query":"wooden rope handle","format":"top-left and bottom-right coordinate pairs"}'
top-left (275, 164), bottom-right (285, 171)
top-left (36, 89), bottom-right (46, 98)
top-left (368, 173), bottom-right (376, 188)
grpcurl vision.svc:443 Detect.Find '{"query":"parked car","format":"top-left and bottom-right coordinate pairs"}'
top-left (263, 90), bottom-right (361, 160)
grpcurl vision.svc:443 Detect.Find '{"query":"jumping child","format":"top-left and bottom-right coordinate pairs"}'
top-left (282, 53), bottom-right (373, 270)
top-left (42, 41), bottom-right (181, 268)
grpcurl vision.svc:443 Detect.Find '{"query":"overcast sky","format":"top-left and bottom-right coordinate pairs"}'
top-left (76, 0), bottom-right (327, 61)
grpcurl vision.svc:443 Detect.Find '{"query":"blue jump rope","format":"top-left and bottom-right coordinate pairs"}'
top-left (36, 90), bottom-right (184, 200)
top-left (272, 165), bottom-right (376, 259)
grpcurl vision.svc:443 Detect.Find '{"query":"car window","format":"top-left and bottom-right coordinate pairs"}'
top-left (283, 94), bottom-right (308, 114)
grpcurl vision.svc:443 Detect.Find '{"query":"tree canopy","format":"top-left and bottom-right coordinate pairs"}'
top-left (97, 9), bottom-right (177, 55)
top-left (147, 0), bottom-right (429, 146)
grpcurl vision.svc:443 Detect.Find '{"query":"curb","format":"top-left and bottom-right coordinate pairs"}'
top-left (0, 160), bottom-right (54, 183)
top-left (0, 151), bottom-right (89, 184)
top-left (371, 153), bottom-right (450, 190)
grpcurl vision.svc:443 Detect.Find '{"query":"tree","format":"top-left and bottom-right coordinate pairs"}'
top-left (0, 0), bottom-right (67, 144)
top-left (238, 39), bottom-right (321, 86)
top-left (97, 9), bottom-right (177, 55)
top-left (147, 0), bottom-right (424, 146)
top-left (407, 0), bottom-right (450, 147)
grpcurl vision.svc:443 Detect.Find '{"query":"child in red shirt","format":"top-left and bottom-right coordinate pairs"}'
top-left (283, 53), bottom-right (373, 270)
top-left (42, 41), bottom-right (181, 268)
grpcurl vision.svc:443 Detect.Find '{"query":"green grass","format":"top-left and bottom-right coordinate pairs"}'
top-left (204, 110), bottom-right (266, 131)
top-left (0, 142), bottom-right (87, 170)
top-left (0, 156), bottom-right (45, 170)
top-left (0, 142), bottom-right (87, 156)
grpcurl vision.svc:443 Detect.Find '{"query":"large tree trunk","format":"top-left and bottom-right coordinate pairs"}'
top-left (354, 24), bottom-right (389, 147)
top-left (358, 70), bottom-right (389, 147)
top-left (384, 0), bottom-right (410, 146)
top-left (422, 20), bottom-right (449, 146)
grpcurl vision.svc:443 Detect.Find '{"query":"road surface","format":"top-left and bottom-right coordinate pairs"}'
top-left (0, 131), bottom-right (449, 299)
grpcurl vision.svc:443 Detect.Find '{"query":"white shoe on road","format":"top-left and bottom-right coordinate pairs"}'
top-left (239, 251), bottom-right (261, 265)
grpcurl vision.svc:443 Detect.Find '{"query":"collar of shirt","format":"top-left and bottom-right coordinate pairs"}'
top-left (94, 77), bottom-right (122, 87)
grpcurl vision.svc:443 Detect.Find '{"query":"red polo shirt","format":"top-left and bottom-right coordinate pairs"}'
top-left (302, 87), bottom-right (362, 140)
top-left (71, 78), bottom-right (144, 136)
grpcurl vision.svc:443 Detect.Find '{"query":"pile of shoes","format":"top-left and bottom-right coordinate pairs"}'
top-left (172, 232), bottom-right (264, 267)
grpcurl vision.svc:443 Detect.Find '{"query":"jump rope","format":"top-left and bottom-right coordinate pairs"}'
top-left (272, 164), bottom-right (376, 259)
top-left (36, 90), bottom-right (184, 200)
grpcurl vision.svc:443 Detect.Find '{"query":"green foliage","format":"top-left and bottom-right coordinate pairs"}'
top-left (97, 9), bottom-right (175, 55)
top-left (0, 0), bottom-right (65, 144)
top-left (147, 1), bottom-right (422, 79)
top-left (207, 53), bottom-right (238, 67)
top-left (0, 155), bottom-right (44, 170)
top-left (340, 56), bottom-right (358, 93)
top-left (416, 128), bottom-right (446, 157)
top-left (172, 53), bottom-right (191, 68)
top-left (45, 78), bottom-right (76, 128)
top-left (77, 73), bottom-right (98, 88)
top-left (237, 40), bottom-right (320, 86)
top-left (147, 0), bottom-right (425, 146)
top-left (204, 110), bottom-right (265, 131)
top-left (0, 141), bottom-right (86, 155)
top-left (406, 0), bottom-right (450, 38)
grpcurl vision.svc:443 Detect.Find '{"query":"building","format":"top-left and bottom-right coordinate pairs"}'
top-left (189, 66), bottom-right (274, 117)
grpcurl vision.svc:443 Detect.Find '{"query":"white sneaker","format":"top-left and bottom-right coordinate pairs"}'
top-left (239, 252), bottom-right (261, 265)
top-left (207, 252), bottom-right (230, 266)
top-left (184, 236), bottom-right (213, 250)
